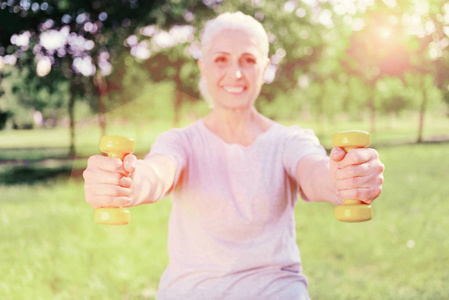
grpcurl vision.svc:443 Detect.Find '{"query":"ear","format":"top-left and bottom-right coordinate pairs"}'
top-left (263, 58), bottom-right (271, 73)
top-left (261, 58), bottom-right (271, 82)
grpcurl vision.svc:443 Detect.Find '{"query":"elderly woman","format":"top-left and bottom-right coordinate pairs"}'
top-left (84, 12), bottom-right (384, 300)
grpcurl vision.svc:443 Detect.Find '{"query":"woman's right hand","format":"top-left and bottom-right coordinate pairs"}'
top-left (83, 154), bottom-right (137, 209)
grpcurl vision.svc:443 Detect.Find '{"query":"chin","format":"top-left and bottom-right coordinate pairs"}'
top-left (214, 97), bottom-right (251, 109)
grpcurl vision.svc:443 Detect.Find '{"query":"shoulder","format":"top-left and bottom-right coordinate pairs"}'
top-left (275, 123), bottom-right (326, 156)
top-left (269, 122), bottom-right (319, 143)
top-left (156, 120), bottom-right (202, 141)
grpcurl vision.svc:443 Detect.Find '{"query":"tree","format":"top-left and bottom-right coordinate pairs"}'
top-left (341, 1), bottom-right (449, 139)
top-left (0, 0), bottom-right (208, 155)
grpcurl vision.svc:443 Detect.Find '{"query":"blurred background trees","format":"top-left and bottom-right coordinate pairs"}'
top-left (1, 0), bottom-right (448, 154)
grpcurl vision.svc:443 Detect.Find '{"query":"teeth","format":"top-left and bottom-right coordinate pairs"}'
top-left (223, 86), bottom-right (244, 93)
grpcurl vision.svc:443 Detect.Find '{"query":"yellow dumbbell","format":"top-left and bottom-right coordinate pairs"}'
top-left (332, 130), bottom-right (373, 223)
top-left (94, 135), bottom-right (135, 225)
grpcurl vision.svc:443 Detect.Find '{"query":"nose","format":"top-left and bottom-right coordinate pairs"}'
top-left (226, 60), bottom-right (245, 80)
top-left (228, 62), bottom-right (243, 80)
top-left (235, 70), bottom-right (242, 79)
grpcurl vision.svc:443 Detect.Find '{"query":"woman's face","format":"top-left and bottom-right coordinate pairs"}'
top-left (199, 29), bottom-right (269, 110)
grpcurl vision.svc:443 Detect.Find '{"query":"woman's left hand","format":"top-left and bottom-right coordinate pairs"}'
top-left (330, 147), bottom-right (385, 204)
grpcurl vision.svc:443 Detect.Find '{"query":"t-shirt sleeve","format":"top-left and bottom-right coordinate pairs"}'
top-left (145, 128), bottom-right (187, 186)
top-left (283, 125), bottom-right (327, 201)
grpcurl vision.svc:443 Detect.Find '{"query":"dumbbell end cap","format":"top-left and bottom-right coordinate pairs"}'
top-left (332, 130), bottom-right (370, 148)
top-left (335, 204), bottom-right (373, 223)
top-left (94, 208), bottom-right (130, 225)
top-left (99, 136), bottom-right (135, 156)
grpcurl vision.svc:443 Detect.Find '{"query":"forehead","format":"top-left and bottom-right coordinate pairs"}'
top-left (207, 29), bottom-right (263, 57)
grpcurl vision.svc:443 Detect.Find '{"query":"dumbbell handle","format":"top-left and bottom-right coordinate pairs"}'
top-left (94, 136), bottom-right (135, 225)
top-left (332, 130), bottom-right (373, 223)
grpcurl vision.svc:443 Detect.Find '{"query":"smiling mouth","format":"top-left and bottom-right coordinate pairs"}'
top-left (222, 86), bottom-right (245, 94)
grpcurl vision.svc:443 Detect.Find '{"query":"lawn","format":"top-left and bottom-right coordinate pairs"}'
top-left (0, 119), bottom-right (448, 299)
top-left (296, 142), bottom-right (449, 299)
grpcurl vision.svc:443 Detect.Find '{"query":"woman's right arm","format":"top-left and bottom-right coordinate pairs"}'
top-left (83, 154), bottom-right (177, 209)
top-left (131, 154), bottom-right (177, 206)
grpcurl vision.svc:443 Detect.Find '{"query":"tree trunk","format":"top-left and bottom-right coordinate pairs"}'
top-left (94, 74), bottom-right (107, 136)
top-left (368, 97), bottom-right (376, 133)
top-left (173, 75), bottom-right (183, 127)
top-left (68, 82), bottom-right (76, 157)
top-left (417, 82), bottom-right (427, 143)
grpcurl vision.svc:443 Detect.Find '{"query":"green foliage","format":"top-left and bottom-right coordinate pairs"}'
top-left (1, 0), bottom-right (449, 133)
top-left (258, 88), bottom-right (305, 121)
top-left (107, 81), bottom-right (176, 125)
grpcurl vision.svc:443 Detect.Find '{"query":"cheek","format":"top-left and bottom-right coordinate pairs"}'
top-left (249, 68), bottom-right (264, 88)
top-left (205, 66), bottom-right (223, 83)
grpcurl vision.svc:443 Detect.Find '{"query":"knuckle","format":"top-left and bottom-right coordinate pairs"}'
top-left (112, 158), bottom-right (123, 168)
top-left (120, 176), bottom-right (132, 187)
top-left (113, 186), bottom-right (130, 197)
top-left (377, 175), bottom-right (384, 185)
top-left (82, 169), bottom-right (89, 180)
top-left (372, 187), bottom-right (381, 199)
top-left (87, 155), bottom-right (98, 166)
top-left (355, 150), bottom-right (364, 161)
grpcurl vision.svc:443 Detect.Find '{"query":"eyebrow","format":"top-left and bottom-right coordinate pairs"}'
top-left (213, 51), bottom-right (256, 57)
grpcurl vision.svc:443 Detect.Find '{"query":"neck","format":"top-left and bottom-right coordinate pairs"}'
top-left (203, 105), bottom-right (271, 145)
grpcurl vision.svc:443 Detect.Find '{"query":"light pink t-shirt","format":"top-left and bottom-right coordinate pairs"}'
top-left (147, 119), bottom-right (326, 300)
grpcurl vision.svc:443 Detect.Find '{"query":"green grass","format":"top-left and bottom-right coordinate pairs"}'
top-left (1, 117), bottom-right (448, 299)
top-left (1, 143), bottom-right (448, 299)
top-left (0, 177), bottom-right (171, 300)
top-left (296, 142), bottom-right (449, 299)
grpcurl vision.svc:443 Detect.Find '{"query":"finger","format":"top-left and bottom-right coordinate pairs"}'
top-left (337, 186), bottom-right (382, 204)
top-left (86, 195), bottom-right (132, 209)
top-left (338, 148), bottom-right (379, 168)
top-left (87, 155), bottom-right (127, 175)
top-left (119, 176), bottom-right (133, 188)
top-left (123, 154), bottom-right (137, 174)
top-left (85, 182), bottom-right (132, 198)
top-left (84, 168), bottom-right (122, 184)
top-left (334, 172), bottom-right (384, 190)
top-left (83, 168), bottom-right (133, 188)
top-left (330, 147), bottom-right (346, 162)
top-left (335, 159), bottom-right (383, 180)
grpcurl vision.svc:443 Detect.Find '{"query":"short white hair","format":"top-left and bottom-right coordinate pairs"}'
top-left (200, 11), bottom-right (269, 60)
top-left (198, 11), bottom-right (270, 107)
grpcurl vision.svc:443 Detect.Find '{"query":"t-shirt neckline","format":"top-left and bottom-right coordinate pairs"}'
top-left (198, 118), bottom-right (277, 150)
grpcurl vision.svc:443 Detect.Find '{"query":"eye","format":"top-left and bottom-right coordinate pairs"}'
top-left (241, 55), bottom-right (257, 66)
top-left (214, 56), bottom-right (227, 63)
top-left (245, 57), bottom-right (256, 64)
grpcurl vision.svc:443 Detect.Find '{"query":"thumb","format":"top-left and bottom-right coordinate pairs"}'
top-left (330, 147), bottom-right (346, 162)
top-left (123, 154), bottom-right (137, 174)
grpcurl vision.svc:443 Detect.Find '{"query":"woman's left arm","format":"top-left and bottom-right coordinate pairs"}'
top-left (295, 147), bottom-right (384, 204)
